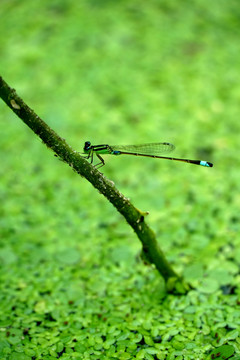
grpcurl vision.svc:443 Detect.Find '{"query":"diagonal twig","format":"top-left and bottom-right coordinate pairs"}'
top-left (0, 76), bottom-right (188, 294)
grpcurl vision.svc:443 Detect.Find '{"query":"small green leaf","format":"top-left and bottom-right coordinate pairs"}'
top-left (55, 248), bottom-right (81, 264)
top-left (209, 345), bottom-right (235, 360)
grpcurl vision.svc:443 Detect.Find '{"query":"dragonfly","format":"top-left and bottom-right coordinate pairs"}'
top-left (83, 141), bottom-right (213, 169)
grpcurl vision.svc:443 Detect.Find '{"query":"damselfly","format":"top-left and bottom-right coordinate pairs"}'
top-left (83, 141), bottom-right (213, 168)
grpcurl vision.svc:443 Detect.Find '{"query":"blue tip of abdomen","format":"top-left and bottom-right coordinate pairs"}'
top-left (200, 161), bottom-right (213, 167)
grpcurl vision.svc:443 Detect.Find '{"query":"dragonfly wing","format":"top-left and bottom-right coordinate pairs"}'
top-left (111, 142), bottom-right (175, 155)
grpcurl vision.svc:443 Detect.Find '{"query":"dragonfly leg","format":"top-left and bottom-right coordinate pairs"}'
top-left (83, 150), bottom-right (94, 163)
top-left (81, 150), bottom-right (95, 166)
top-left (90, 150), bottom-right (94, 163)
top-left (82, 149), bottom-right (93, 162)
top-left (95, 153), bottom-right (105, 169)
top-left (81, 153), bottom-right (91, 160)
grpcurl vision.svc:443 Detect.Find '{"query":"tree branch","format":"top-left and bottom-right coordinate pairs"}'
top-left (0, 76), bottom-right (188, 294)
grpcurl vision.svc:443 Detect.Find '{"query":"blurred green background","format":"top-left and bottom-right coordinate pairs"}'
top-left (1, 0), bottom-right (240, 359)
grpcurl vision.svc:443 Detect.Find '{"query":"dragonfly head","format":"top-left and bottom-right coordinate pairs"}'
top-left (84, 141), bottom-right (91, 152)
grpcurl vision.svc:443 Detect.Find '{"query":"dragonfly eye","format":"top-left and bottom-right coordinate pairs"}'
top-left (84, 141), bottom-right (91, 150)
